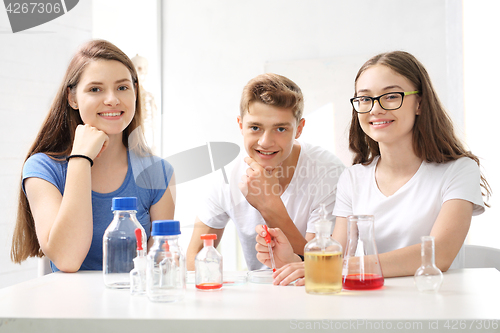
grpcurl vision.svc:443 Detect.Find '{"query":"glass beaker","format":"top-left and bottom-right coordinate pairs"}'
top-left (342, 215), bottom-right (384, 290)
top-left (414, 236), bottom-right (443, 293)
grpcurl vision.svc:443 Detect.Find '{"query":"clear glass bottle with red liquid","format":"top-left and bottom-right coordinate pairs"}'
top-left (414, 236), bottom-right (443, 293)
top-left (304, 203), bottom-right (343, 294)
top-left (195, 234), bottom-right (223, 291)
top-left (342, 215), bottom-right (384, 290)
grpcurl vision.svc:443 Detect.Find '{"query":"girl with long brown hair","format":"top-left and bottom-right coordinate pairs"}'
top-left (255, 51), bottom-right (490, 284)
top-left (11, 40), bottom-right (175, 273)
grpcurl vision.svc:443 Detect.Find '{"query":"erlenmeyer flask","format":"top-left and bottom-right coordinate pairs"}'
top-left (342, 215), bottom-right (384, 290)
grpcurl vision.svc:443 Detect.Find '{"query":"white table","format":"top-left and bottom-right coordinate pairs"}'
top-left (0, 269), bottom-right (499, 333)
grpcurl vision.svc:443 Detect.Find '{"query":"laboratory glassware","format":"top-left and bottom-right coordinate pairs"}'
top-left (342, 215), bottom-right (384, 290)
top-left (146, 220), bottom-right (186, 302)
top-left (195, 234), bottom-right (223, 290)
top-left (304, 203), bottom-right (343, 294)
top-left (414, 236), bottom-right (443, 293)
top-left (130, 228), bottom-right (147, 295)
top-left (103, 197), bottom-right (147, 289)
top-left (262, 225), bottom-right (276, 272)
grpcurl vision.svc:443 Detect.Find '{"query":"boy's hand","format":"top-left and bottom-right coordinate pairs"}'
top-left (255, 225), bottom-right (300, 269)
top-left (238, 157), bottom-right (281, 211)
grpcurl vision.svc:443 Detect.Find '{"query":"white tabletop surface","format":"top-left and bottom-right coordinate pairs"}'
top-left (0, 268), bottom-right (499, 333)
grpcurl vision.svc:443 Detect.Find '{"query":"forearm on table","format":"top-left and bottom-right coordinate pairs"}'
top-left (378, 244), bottom-right (422, 278)
top-left (45, 160), bottom-right (94, 271)
top-left (379, 237), bottom-right (463, 278)
top-left (380, 199), bottom-right (473, 277)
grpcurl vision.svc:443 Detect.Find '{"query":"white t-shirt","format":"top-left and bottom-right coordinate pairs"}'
top-left (198, 141), bottom-right (346, 270)
top-left (333, 156), bottom-right (485, 269)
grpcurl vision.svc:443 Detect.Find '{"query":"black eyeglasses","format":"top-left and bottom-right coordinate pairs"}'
top-left (350, 91), bottom-right (419, 113)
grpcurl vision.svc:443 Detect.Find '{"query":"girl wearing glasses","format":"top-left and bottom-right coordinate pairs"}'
top-left (10, 40), bottom-right (175, 273)
top-left (256, 51), bottom-right (490, 285)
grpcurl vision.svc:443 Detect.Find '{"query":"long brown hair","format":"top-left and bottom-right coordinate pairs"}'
top-left (349, 51), bottom-right (491, 202)
top-left (11, 39), bottom-right (147, 263)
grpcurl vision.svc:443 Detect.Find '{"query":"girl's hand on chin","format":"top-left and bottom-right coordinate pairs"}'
top-left (71, 124), bottom-right (109, 160)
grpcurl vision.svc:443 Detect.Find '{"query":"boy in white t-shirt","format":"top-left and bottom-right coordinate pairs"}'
top-left (186, 73), bottom-right (345, 270)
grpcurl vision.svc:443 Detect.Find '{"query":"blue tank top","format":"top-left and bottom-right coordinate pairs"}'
top-left (22, 150), bottom-right (173, 271)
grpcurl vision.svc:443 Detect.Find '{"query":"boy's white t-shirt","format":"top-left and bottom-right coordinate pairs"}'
top-left (333, 156), bottom-right (485, 269)
top-left (198, 141), bottom-right (346, 270)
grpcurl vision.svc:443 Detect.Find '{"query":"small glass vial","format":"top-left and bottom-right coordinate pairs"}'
top-left (130, 228), bottom-right (147, 295)
top-left (195, 234), bottom-right (223, 291)
top-left (103, 197), bottom-right (147, 289)
top-left (146, 220), bottom-right (186, 302)
top-left (304, 204), bottom-right (343, 294)
top-left (414, 236), bottom-right (443, 293)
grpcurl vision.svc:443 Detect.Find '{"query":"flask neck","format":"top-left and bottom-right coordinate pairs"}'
top-left (421, 237), bottom-right (436, 266)
top-left (113, 210), bottom-right (137, 218)
top-left (152, 235), bottom-right (180, 249)
top-left (203, 239), bottom-right (214, 248)
top-left (314, 221), bottom-right (332, 238)
top-left (347, 219), bottom-right (375, 239)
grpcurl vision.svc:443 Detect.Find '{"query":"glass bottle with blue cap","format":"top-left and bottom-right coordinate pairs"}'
top-left (146, 220), bottom-right (186, 302)
top-left (103, 197), bottom-right (147, 288)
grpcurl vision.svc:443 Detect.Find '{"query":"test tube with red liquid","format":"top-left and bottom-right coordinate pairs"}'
top-left (263, 225), bottom-right (276, 272)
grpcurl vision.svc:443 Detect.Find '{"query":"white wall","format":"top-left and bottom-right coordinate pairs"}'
top-left (1, 0), bottom-right (496, 288)
top-left (160, 0), bottom-right (476, 266)
top-left (0, 2), bottom-right (92, 288)
top-left (92, 0), bottom-right (162, 153)
top-left (463, 0), bottom-right (500, 249)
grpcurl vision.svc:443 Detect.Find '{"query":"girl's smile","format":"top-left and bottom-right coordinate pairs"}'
top-left (68, 59), bottom-right (136, 137)
top-left (356, 65), bottom-right (420, 147)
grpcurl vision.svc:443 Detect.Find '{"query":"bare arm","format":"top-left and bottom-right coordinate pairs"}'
top-left (186, 217), bottom-right (225, 271)
top-left (26, 125), bottom-right (108, 272)
top-left (379, 199), bottom-right (472, 277)
top-left (331, 216), bottom-right (348, 249)
top-left (258, 203), bottom-right (308, 255)
top-left (148, 173), bottom-right (176, 249)
top-left (239, 157), bottom-right (308, 255)
top-left (333, 199), bottom-right (473, 278)
top-left (27, 159), bottom-right (93, 273)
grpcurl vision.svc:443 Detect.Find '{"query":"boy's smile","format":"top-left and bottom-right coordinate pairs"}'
top-left (238, 102), bottom-right (304, 171)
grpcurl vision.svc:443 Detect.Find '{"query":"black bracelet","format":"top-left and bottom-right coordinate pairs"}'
top-left (66, 154), bottom-right (94, 167)
top-left (297, 254), bottom-right (304, 261)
